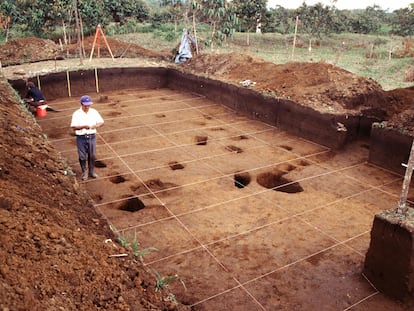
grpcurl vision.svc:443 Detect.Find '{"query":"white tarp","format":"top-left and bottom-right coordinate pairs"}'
top-left (175, 29), bottom-right (193, 64)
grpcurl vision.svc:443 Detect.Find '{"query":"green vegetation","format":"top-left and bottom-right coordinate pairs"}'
top-left (2, 1), bottom-right (414, 43)
top-left (116, 231), bottom-right (158, 261)
top-left (153, 270), bottom-right (186, 292)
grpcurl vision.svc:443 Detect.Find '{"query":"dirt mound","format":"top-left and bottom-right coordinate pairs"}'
top-left (0, 80), bottom-right (187, 310)
top-left (0, 36), bottom-right (172, 67)
top-left (384, 86), bottom-right (414, 133)
top-left (183, 52), bottom-right (392, 115)
top-left (0, 37), bottom-right (59, 66)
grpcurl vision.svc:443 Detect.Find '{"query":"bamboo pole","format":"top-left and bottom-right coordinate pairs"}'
top-left (37, 75), bottom-right (41, 89)
top-left (66, 71), bottom-right (71, 97)
top-left (95, 67), bottom-right (99, 93)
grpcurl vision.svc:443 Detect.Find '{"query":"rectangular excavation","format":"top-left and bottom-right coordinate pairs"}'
top-left (31, 83), bottom-right (412, 310)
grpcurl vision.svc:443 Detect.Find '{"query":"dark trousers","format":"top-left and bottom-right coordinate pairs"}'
top-left (76, 134), bottom-right (96, 173)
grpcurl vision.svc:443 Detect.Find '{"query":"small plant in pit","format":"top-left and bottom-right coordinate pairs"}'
top-left (117, 231), bottom-right (158, 261)
top-left (153, 270), bottom-right (186, 292)
top-left (63, 166), bottom-right (75, 176)
top-left (58, 157), bottom-right (75, 176)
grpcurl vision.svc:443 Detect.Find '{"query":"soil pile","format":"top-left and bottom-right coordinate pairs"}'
top-left (0, 37), bottom-right (59, 66)
top-left (0, 80), bottom-right (188, 310)
top-left (0, 36), bottom-right (172, 67)
top-left (182, 52), bottom-right (396, 117)
top-left (384, 86), bottom-right (414, 132)
top-left (182, 52), bottom-right (414, 133)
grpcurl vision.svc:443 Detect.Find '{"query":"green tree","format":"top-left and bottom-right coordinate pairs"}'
top-left (104, 0), bottom-right (149, 23)
top-left (295, 3), bottom-right (335, 38)
top-left (233, 0), bottom-right (267, 33)
top-left (190, 0), bottom-right (238, 46)
top-left (263, 5), bottom-right (295, 34)
top-left (159, 0), bottom-right (187, 30)
top-left (349, 5), bottom-right (385, 34)
top-left (77, 0), bottom-right (108, 35)
top-left (390, 5), bottom-right (414, 36)
top-left (0, 0), bottom-right (20, 40)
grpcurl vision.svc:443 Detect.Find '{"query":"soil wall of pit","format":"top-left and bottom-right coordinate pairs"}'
top-left (9, 66), bottom-right (399, 171)
top-left (369, 126), bottom-right (413, 175)
top-left (363, 214), bottom-right (414, 303)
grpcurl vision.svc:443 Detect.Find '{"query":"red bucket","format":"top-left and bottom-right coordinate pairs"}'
top-left (36, 105), bottom-right (48, 117)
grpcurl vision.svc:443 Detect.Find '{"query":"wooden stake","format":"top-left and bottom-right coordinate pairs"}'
top-left (397, 139), bottom-right (414, 215)
top-left (37, 75), bottom-right (41, 90)
top-left (291, 16), bottom-right (299, 59)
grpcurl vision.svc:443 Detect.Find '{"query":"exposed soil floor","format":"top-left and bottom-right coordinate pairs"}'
top-left (37, 88), bottom-right (414, 310)
top-left (2, 36), bottom-right (414, 310)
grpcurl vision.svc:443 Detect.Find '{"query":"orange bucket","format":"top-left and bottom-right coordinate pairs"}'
top-left (36, 104), bottom-right (48, 117)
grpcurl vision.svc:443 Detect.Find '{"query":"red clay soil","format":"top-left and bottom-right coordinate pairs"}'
top-left (1, 36), bottom-right (414, 310)
top-left (0, 80), bottom-right (189, 310)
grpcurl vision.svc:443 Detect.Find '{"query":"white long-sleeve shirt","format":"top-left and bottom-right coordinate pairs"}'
top-left (70, 107), bottom-right (104, 136)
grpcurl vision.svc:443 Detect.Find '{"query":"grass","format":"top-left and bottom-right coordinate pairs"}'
top-left (116, 231), bottom-right (158, 262)
top-left (114, 31), bottom-right (414, 91)
top-left (153, 270), bottom-right (186, 292)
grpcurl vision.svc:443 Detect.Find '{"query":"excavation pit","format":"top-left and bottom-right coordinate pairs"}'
top-left (234, 172), bottom-right (251, 188)
top-left (168, 161), bottom-right (185, 170)
top-left (194, 135), bottom-right (208, 145)
top-left (119, 196), bottom-right (145, 212)
top-left (8, 66), bottom-right (414, 311)
top-left (94, 160), bottom-right (107, 168)
top-left (256, 170), bottom-right (304, 193)
top-left (226, 145), bottom-right (243, 153)
top-left (110, 175), bottom-right (127, 184)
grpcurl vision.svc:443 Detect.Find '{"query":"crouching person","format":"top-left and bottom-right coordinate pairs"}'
top-left (24, 81), bottom-right (47, 113)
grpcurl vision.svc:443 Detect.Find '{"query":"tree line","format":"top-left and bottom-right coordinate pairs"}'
top-left (0, 0), bottom-right (413, 44)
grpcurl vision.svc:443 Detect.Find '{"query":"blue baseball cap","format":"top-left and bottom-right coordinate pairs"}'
top-left (80, 95), bottom-right (93, 106)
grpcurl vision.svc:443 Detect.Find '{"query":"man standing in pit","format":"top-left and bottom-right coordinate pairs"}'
top-left (70, 95), bottom-right (104, 181)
